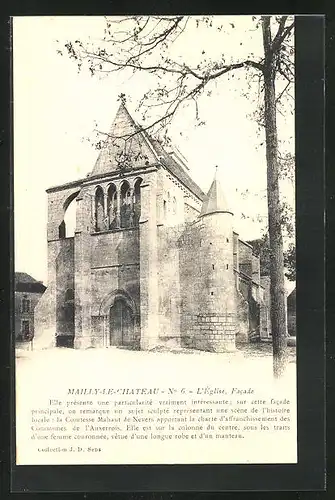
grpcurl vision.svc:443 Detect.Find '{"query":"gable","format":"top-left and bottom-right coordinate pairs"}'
top-left (89, 103), bottom-right (159, 177)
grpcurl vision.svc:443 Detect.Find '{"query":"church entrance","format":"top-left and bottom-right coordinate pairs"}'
top-left (109, 298), bottom-right (134, 347)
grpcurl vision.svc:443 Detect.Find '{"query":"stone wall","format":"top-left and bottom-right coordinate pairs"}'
top-left (55, 238), bottom-right (75, 339)
top-left (179, 213), bottom-right (237, 352)
top-left (34, 239), bottom-right (71, 349)
top-left (82, 229), bottom-right (140, 348)
top-left (157, 225), bottom-right (183, 346)
top-left (157, 168), bottom-right (186, 226)
top-left (184, 203), bottom-right (200, 223)
top-left (183, 313), bottom-right (236, 352)
top-left (139, 171), bottom-right (159, 350)
top-left (238, 239), bottom-right (253, 278)
top-left (252, 253), bottom-right (261, 285)
top-left (235, 288), bottom-right (249, 343)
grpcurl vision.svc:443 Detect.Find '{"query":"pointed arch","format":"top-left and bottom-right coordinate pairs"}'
top-left (58, 190), bottom-right (80, 238)
top-left (95, 186), bottom-right (105, 232)
top-left (120, 180), bottom-right (131, 228)
top-left (99, 289), bottom-right (137, 317)
top-left (107, 183), bottom-right (118, 229)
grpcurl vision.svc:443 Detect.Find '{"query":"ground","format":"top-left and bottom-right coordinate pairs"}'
top-left (15, 341), bottom-right (297, 465)
top-left (15, 341), bottom-right (296, 383)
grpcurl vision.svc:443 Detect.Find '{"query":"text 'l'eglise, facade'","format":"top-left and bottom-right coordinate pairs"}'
top-left (34, 102), bottom-right (271, 352)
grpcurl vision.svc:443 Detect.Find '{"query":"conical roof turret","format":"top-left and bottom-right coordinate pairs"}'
top-left (200, 167), bottom-right (233, 217)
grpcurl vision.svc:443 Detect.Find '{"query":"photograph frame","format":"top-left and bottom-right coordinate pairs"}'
top-left (3, 12), bottom-right (326, 493)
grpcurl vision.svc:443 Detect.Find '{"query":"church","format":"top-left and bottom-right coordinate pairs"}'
top-left (34, 102), bottom-right (271, 352)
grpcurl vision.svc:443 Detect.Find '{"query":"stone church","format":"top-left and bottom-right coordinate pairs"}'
top-left (34, 102), bottom-right (271, 352)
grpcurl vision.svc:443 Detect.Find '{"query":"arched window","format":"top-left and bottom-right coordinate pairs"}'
top-left (133, 178), bottom-right (142, 227)
top-left (107, 184), bottom-right (118, 230)
top-left (59, 191), bottom-right (79, 238)
top-left (120, 181), bottom-right (131, 228)
top-left (95, 186), bottom-right (104, 232)
top-left (63, 197), bottom-right (77, 237)
top-left (59, 220), bottom-right (66, 239)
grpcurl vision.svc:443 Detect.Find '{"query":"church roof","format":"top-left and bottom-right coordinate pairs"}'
top-left (89, 102), bottom-right (205, 201)
top-left (200, 169), bottom-right (233, 217)
top-left (146, 134), bottom-right (205, 200)
top-left (15, 272), bottom-right (39, 284)
top-left (15, 272), bottom-right (46, 293)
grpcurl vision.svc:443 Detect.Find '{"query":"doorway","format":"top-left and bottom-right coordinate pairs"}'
top-left (109, 298), bottom-right (134, 346)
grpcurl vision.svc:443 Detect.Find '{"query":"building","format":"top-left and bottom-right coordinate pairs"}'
top-left (14, 272), bottom-right (46, 342)
top-left (34, 102), bottom-right (270, 351)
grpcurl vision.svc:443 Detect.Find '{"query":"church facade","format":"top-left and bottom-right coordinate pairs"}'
top-left (34, 103), bottom-right (271, 352)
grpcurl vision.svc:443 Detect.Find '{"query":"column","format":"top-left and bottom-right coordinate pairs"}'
top-left (103, 191), bottom-right (108, 230)
top-left (129, 186), bottom-right (134, 227)
top-left (91, 193), bottom-right (96, 232)
top-left (116, 189), bottom-right (121, 229)
top-left (73, 231), bottom-right (92, 349)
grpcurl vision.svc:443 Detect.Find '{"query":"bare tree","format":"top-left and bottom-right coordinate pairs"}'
top-left (61, 15), bottom-right (294, 377)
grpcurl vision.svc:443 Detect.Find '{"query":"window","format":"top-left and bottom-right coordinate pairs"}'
top-left (226, 264), bottom-right (229, 270)
top-left (22, 296), bottom-right (30, 313)
top-left (163, 200), bottom-right (167, 220)
top-left (95, 186), bottom-right (105, 232)
top-left (120, 181), bottom-right (131, 228)
top-left (21, 320), bottom-right (30, 340)
top-left (107, 184), bottom-right (118, 229)
top-left (65, 288), bottom-right (74, 302)
top-left (59, 220), bottom-right (66, 239)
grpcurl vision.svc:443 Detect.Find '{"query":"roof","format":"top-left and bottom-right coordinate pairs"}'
top-left (200, 169), bottom-right (233, 217)
top-left (146, 134), bottom-right (205, 200)
top-left (15, 272), bottom-right (46, 293)
top-left (287, 287), bottom-right (296, 308)
top-left (89, 102), bottom-right (205, 201)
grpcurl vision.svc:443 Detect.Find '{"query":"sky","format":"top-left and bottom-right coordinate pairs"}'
top-left (13, 16), bottom-right (295, 290)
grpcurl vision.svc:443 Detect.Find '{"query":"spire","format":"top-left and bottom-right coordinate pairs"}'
top-left (200, 166), bottom-right (233, 217)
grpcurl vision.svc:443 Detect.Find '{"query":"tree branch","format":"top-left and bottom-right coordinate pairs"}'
top-left (272, 18), bottom-right (294, 54)
top-left (123, 17), bottom-right (183, 65)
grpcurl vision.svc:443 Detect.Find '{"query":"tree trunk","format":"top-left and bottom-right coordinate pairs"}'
top-left (262, 17), bottom-right (288, 378)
